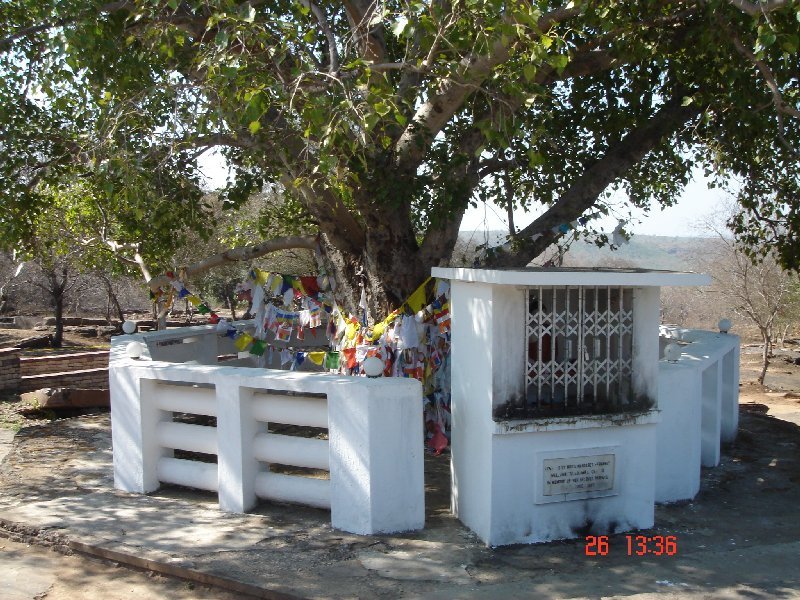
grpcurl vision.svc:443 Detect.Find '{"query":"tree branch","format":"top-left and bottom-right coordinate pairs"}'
top-left (342, 0), bottom-right (386, 62)
top-left (146, 235), bottom-right (319, 291)
top-left (727, 0), bottom-right (790, 16)
top-left (486, 95), bottom-right (702, 267)
top-left (0, 1), bottom-right (134, 51)
top-left (297, 0), bottom-right (339, 73)
top-left (394, 6), bottom-right (581, 172)
top-left (721, 17), bottom-right (800, 157)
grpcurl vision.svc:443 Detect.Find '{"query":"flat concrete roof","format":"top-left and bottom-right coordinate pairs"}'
top-left (431, 267), bottom-right (711, 287)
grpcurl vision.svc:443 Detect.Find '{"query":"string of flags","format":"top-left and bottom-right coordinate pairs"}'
top-left (150, 272), bottom-right (223, 324)
top-left (151, 267), bottom-right (453, 454)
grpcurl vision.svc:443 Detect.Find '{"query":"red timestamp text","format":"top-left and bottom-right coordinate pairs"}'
top-left (584, 535), bottom-right (678, 557)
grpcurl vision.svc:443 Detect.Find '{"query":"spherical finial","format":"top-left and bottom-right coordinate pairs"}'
top-left (664, 343), bottom-right (682, 363)
top-left (363, 356), bottom-right (384, 378)
top-left (126, 341), bottom-right (144, 359)
top-left (122, 320), bottom-right (137, 334)
top-left (718, 318), bottom-right (732, 334)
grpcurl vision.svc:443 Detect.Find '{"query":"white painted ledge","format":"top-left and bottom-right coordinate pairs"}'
top-left (432, 267), bottom-right (711, 287)
top-left (493, 409), bottom-right (661, 435)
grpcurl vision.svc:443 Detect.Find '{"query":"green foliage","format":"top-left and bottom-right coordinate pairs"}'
top-left (0, 0), bottom-right (798, 286)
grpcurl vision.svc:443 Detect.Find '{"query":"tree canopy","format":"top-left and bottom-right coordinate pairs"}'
top-left (1, 0), bottom-right (799, 314)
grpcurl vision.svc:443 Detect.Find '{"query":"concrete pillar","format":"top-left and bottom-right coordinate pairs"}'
top-left (110, 367), bottom-right (172, 493)
top-left (720, 344), bottom-right (740, 443)
top-left (656, 363), bottom-right (702, 502)
top-left (327, 378), bottom-right (424, 534)
top-left (701, 363), bottom-right (722, 467)
top-left (449, 280), bottom-right (495, 542)
top-left (632, 287), bottom-right (661, 406)
top-left (216, 382), bottom-right (264, 513)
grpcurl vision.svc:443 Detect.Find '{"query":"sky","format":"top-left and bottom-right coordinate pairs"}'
top-left (198, 153), bottom-right (731, 239)
top-left (458, 172), bottom-right (732, 239)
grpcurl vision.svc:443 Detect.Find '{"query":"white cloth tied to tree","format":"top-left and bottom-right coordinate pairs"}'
top-left (252, 284), bottom-right (266, 339)
top-left (396, 314), bottom-right (420, 350)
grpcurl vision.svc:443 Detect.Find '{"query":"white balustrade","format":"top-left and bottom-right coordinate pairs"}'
top-left (656, 327), bottom-right (740, 503)
top-left (158, 457), bottom-right (219, 492)
top-left (110, 345), bottom-right (424, 535)
top-left (255, 471), bottom-right (330, 509)
top-left (155, 383), bottom-right (217, 416)
top-left (156, 422), bottom-right (217, 454)
top-left (253, 433), bottom-right (329, 470)
top-left (251, 393), bottom-right (328, 428)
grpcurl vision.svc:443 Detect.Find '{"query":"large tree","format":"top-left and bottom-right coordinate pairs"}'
top-left (1, 0), bottom-right (799, 316)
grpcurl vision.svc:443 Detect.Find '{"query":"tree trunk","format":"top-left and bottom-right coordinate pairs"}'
top-left (99, 275), bottom-right (125, 324)
top-left (39, 264), bottom-right (69, 349)
top-left (225, 293), bottom-right (238, 321)
top-left (185, 298), bottom-right (194, 323)
top-left (52, 291), bottom-right (64, 348)
top-left (758, 326), bottom-right (770, 385)
top-left (155, 297), bottom-right (167, 330)
top-left (319, 228), bottom-right (428, 322)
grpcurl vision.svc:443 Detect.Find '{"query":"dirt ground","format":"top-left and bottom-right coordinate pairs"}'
top-left (1, 332), bottom-right (800, 598)
top-left (1, 536), bottom-right (246, 600)
top-left (738, 342), bottom-right (800, 426)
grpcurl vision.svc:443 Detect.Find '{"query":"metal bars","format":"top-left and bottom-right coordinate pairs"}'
top-left (525, 286), bottom-right (634, 415)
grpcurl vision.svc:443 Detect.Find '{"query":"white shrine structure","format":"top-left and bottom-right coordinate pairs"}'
top-left (109, 266), bottom-right (739, 546)
top-left (431, 267), bottom-right (738, 545)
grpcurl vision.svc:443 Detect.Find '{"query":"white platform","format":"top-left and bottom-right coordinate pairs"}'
top-left (437, 267), bottom-right (712, 545)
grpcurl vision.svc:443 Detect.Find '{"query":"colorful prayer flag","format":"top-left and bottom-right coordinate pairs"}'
top-left (234, 333), bottom-right (253, 351)
top-left (324, 351), bottom-right (340, 370)
top-left (276, 322), bottom-right (292, 341)
top-left (405, 277), bottom-right (431, 313)
top-left (343, 347), bottom-right (357, 370)
top-left (249, 339), bottom-right (266, 356)
top-left (308, 352), bottom-right (325, 366)
top-left (255, 268), bottom-right (269, 285)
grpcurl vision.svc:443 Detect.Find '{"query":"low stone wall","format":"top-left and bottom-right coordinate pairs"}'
top-left (0, 349), bottom-right (109, 392)
top-left (20, 351), bottom-right (109, 376)
top-left (0, 348), bottom-right (20, 392)
top-left (20, 368), bottom-right (109, 392)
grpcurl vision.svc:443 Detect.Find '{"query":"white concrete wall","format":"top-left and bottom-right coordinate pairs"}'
top-left (655, 363), bottom-right (702, 503)
top-left (449, 280), bottom-right (495, 542)
top-left (632, 287), bottom-right (661, 406)
top-left (720, 348), bottom-right (740, 443)
top-left (701, 362), bottom-right (722, 467)
top-left (656, 328), bottom-right (740, 501)
top-left (112, 321), bottom-right (330, 371)
top-left (110, 350), bottom-right (424, 535)
top-left (448, 278), bottom-right (662, 546)
top-left (663, 329), bottom-right (740, 460)
top-left (491, 285), bottom-right (526, 407)
top-left (488, 414), bottom-right (657, 545)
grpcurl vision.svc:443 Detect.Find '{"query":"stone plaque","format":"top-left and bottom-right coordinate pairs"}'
top-left (542, 454), bottom-right (615, 496)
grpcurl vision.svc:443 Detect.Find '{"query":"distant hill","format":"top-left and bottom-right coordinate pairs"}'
top-left (455, 231), bottom-right (713, 271)
top-left (562, 235), bottom-right (711, 271)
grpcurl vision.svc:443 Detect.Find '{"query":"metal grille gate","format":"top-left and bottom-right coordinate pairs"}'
top-left (525, 286), bottom-right (634, 415)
